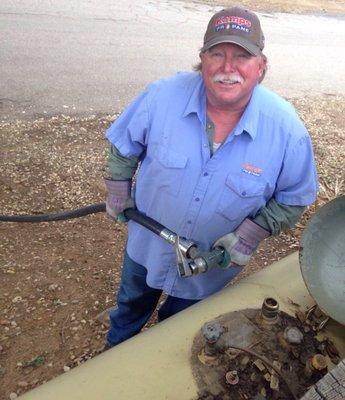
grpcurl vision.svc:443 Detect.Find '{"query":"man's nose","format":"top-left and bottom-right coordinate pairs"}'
top-left (222, 56), bottom-right (236, 72)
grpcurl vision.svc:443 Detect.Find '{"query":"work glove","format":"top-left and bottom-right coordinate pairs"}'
top-left (213, 218), bottom-right (270, 269)
top-left (104, 178), bottom-right (134, 222)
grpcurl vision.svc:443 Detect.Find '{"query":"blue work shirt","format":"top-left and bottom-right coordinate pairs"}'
top-left (106, 72), bottom-right (318, 299)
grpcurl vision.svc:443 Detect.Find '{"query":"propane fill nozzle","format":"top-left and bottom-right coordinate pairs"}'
top-left (188, 246), bottom-right (226, 276)
top-left (123, 208), bottom-right (226, 278)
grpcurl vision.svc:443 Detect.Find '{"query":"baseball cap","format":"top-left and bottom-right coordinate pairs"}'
top-left (201, 6), bottom-right (265, 55)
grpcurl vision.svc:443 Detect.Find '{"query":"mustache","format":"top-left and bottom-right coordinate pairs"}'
top-left (212, 73), bottom-right (244, 84)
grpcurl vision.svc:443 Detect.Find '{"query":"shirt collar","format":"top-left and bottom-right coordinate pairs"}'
top-left (182, 73), bottom-right (206, 125)
top-left (232, 84), bottom-right (260, 140)
top-left (183, 76), bottom-right (261, 140)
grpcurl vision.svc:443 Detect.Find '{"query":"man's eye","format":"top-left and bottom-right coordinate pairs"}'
top-left (211, 52), bottom-right (224, 58)
top-left (237, 53), bottom-right (251, 59)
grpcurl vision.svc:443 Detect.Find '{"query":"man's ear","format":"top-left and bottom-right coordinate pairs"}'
top-left (258, 54), bottom-right (268, 80)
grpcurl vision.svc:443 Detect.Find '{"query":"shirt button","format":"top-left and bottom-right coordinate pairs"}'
top-left (195, 198), bottom-right (200, 202)
top-left (187, 220), bottom-right (192, 224)
top-left (203, 172), bottom-right (208, 176)
top-left (242, 191), bottom-right (247, 196)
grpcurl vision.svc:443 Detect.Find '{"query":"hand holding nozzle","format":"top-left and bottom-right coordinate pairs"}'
top-left (188, 246), bottom-right (226, 275)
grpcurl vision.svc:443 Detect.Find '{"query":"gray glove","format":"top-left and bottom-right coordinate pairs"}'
top-left (213, 218), bottom-right (270, 268)
top-left (104, 178), bottom-right (134, 222)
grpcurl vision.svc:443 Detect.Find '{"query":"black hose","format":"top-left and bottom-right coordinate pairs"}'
top-left (123, 208), bottom-right (168, 236)
top-left (0, 205), bottom-right (171, 239)
top-left (0, 203), bottom-right (106, 223)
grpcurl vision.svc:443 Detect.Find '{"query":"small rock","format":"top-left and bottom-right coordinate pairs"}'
top-left (284, 327), bottom-right (303, 344)
top-left (54, 299), bottom-right (67, 306)
top-left (96, 307), bottom-right (116, 324)
top-left (12, 296), bottom-right (22, 303)
top-left (17, 381), bottom-right (28, 388)
top-left (48, 284), bottom-right (59, 291)
top-left (9, 393), bottom-right (18, 400)
top-left (63, 365), bottom-right (70, 372)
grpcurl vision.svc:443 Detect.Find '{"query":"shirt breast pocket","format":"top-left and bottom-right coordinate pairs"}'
top-left (217, 173), bottom-right (267, 222)
top-left (152, 145), bottom-right (188, 197)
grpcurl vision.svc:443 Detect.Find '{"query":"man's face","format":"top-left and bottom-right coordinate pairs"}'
top-left (200, 43), bottom-right (266, 110)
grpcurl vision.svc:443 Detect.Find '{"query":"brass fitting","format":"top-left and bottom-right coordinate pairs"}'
top-left (261, 297), bottom-right (279, 323)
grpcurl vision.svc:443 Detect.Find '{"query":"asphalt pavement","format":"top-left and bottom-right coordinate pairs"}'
top-left (1, 0), bottom-right (345, 120)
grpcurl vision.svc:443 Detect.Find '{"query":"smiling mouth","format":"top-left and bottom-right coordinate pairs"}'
top-left (217, 79), bottom-right (241, 86)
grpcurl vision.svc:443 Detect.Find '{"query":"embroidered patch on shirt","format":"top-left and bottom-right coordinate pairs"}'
top-left (242, 162), bottom-right (263, 177)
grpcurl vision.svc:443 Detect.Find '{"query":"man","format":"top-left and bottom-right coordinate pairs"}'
top-left (104, 6), bottom-right (318, 347)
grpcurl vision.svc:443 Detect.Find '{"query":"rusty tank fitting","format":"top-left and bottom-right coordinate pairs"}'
top-left (304, 354), bottom-right (328, 378)
top-left (261, 297), bottom-right (279, 323)
top-left (198, 321), bottom-right (225, 365)
top-left (201, 321), bottom-right (224, 356)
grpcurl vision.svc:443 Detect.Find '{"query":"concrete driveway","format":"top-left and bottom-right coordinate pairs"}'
top-left (1, 0), bottom-right (345, 120)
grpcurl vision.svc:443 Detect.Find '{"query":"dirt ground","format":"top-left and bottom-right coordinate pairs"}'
top-left (191, 0), bottom-right (345, 14)
top-left (1, 1), bottom-right (345, 399)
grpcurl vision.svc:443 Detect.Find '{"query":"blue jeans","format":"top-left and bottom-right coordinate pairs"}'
top-left (107, 251), bottom-right (199, 347)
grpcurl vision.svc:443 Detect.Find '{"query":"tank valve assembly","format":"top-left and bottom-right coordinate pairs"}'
top-left (198, 321), bottom-right (225, 365)
top-left (304, 354), bottom-right (328, 378)
top-left (261, 297), bottom-right (279, 323)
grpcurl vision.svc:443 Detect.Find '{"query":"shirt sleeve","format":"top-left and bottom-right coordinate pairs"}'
top-left (253, 198), bottom-right (306, 236)
top-left (106, 144), bottom-right (139, 180)
top-left (105, 83), bottom-right (157, 157)
top-left (274, 134), bottom-right (318, 206)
